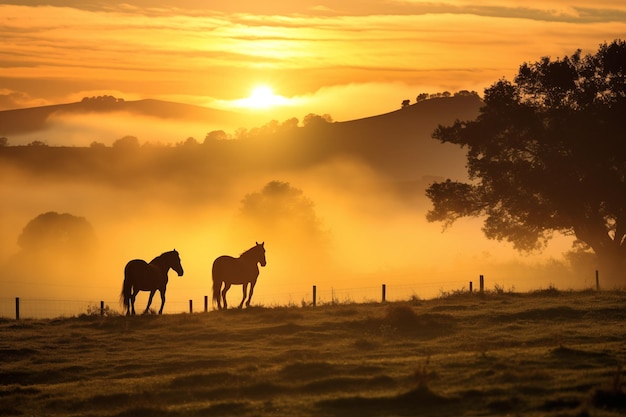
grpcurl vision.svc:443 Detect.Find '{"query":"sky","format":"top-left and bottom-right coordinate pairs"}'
top-left (1, 1), bottom-right (625, 315)
top-left (1, 0), bottom-right (625, 122)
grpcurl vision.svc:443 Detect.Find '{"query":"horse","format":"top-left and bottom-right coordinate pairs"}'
top-left (212, 242), bottom-right (266, 310)
top-left (120, 249), bottom-right (184, 315)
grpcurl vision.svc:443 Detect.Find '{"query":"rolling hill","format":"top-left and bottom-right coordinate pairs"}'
top-left (0, 94), bottom-right (482, 184)
top-left (0, 97), bottom-right (245, 136)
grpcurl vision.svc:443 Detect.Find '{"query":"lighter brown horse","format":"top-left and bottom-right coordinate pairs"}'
top-left (212, 242), bottom-right (266, 310)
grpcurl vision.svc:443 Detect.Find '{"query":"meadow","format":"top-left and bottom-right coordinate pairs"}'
top-left (1, 289), bottom-right (625, 416)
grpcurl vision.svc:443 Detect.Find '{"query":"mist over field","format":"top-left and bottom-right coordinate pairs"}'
top-left (0, 96), bottom-right (598, 312)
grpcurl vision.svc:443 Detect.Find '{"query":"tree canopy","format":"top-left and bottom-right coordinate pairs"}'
top-left (238, 181), bottom-right (325, 241)
top-left (426, 40), bottom-right (626, 280)
top-left (18, 211), bottom-right (97, 255)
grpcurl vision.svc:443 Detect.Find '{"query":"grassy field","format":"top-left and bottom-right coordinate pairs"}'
top-left (1, 289), bottom-right (625, 416)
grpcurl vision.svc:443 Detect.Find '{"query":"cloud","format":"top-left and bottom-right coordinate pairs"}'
top-left (0, 89), bottom-right (49, 111)
top-left (0, 2), bottom-right (624, 129)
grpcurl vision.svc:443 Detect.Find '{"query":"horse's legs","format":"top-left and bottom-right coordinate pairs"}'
top-left (130, 289), bottom-right (138, 315)
top-left (215, 281), bottom-right (222, 310)
top-left (144, 289), bottom-right (156, 314)
top-left (246, 281), bottom-right (256, 308)
top-left (221, 283), bottom-right (231, 309)
top-left (125, 293), bottom-right (131, 316)
top-left (239, 283), bottom-right (249, 309)
top-left (158, 288), bottom-right (166, 315)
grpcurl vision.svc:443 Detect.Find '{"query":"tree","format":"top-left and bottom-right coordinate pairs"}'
top-left (4, 212), bottom-right (98, 295)
top-left (179, 137), bottom-right (199, 147)
top-left (112, 135), bottom-right (140, 150)
top-left (233, 181), bottom-right (330, 280)
top-left (302, 113), bottom-right (333, 127)
top-left (238, 181), bottom-right (325, 239)
top-left (425, 40), bottom-right (626, 281)
top-left (416, 93), bottom-right (430, 102)
top-left (90, 141), bottom-right (106, 149)
top-left (17, 212), bottom-right (97, 255)
top-left (204, 130), bottom-right (230, 143)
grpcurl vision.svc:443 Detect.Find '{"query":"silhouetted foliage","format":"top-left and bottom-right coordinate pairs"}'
top-left (239, 181), bottom-right (324, 238)
top-left (302, 113), bottom-right (333, 127)
top-left (18, 212), bottom-right (97, 255)
top-left (179, 137), bottom-right (199, 147)
top-left (234, 181), bottom-right (330, 276)
top-left (426, 40), bottom-right (626, 281)
top-left (0, 137), bottom-right (7, 147)
top-left (80, 95), bottom-right (125, 110)
top-left (89, 141), bottom-right (107, 149)
top-left (112, 135), bottom-right (140, 150)
top-left (204, 130), bottom-right (230, 143)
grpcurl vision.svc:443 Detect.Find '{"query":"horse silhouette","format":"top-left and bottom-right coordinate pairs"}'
top-left (120, 249), bottom-right (184, 315)
top-left (212, 242), bottom-right (266, 309)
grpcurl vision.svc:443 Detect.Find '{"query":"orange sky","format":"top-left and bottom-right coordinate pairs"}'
top-left (1, 1), bottom-right (626, 121)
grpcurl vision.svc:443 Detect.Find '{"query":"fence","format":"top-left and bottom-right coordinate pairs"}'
top-left (0, 282), bottom-right (435, 319)
top-left (0, 271), bottom-right (604, 320)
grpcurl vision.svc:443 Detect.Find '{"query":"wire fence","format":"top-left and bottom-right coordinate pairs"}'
top-left (0, 272), bottom-right (602, 320)
top-left (0, 281), bottom-right (456, 319)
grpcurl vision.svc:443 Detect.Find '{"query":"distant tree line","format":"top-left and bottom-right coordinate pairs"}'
top-left (401, 90), bottom-right (479, 108)
top-left (80, 113), bottom-right (334, 149)
top-left (81, 95), bottom-right (125, 104)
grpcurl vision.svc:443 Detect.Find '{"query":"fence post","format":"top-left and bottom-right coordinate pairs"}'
top-left (469, 281), bottom-right (473, 293)
top-left (189, 300), bottom-right (193, 314)
top-left (100, 301), bottom-right (104, 316)
top-left (204, 296), bottom-right (208, 313)
top-left (479, 275), bottom-right (484, 293)
top-left (15, 297), bottom-right (20, 320)
top-left (596, 270), bottom-right (600, 291)
top-left (382, 284), bottom-right (386, 302)
top-left (312, 285), bottom-right (317, 307)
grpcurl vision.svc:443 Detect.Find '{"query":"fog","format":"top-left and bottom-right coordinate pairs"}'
top-left (0, 149), bottom-right (594, 314)
top-left (7, 111), bottom-right (246, 147)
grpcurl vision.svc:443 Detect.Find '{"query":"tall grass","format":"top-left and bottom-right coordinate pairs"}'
top-left (1, 290), bottom-right (625, 416)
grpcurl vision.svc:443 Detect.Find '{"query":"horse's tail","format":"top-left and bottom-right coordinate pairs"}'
top-left (120, 271), bottom-right (131, 314)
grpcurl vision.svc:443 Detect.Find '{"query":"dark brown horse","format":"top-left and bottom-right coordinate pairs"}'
top-left (212, 242), bottom-right (266, 309)
top-left (121, 250), bottom-right (184, 315)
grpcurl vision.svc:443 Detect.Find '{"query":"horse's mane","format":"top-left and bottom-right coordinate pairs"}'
top-left (240, 246), bottom-right (258, 258)
top-left (151, 250), bottom-right (177, 263)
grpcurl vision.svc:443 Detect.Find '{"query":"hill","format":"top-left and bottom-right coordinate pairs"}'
top-left (1, 290), bottom-right (625, 416)
top-left (325, 94), bottom-right (481, 179)
top-left (0, 96), bottom-right (245, 136)
top-left (0, 94), bottom-right (482, 183)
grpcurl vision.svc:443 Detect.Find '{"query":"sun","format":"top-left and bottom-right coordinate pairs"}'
top-left (239, 85), bottom-right (287, 109)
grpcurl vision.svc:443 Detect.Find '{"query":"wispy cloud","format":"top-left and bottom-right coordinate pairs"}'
top-left (0, 1), bottom-right (624, 119)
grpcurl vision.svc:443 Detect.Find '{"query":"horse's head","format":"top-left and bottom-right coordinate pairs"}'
top-left (255, 241), bottom-right (267, 267)
top-left (169, 249), bottom-right (184, 276)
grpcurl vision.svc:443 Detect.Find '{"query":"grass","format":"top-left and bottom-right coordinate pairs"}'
top-left (1, 290), bottom-right (625, 416)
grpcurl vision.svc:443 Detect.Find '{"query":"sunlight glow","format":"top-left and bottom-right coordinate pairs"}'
top-left (237, 85), bottom-right (289, 110)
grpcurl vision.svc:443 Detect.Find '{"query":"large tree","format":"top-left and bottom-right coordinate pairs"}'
top-left (426, 40), bottom-right (626, 280)
top-left (232, 180), bottom-right (330, 271)
top-left (238, 181), bottom-right (326, 243)
top-left (17, 211), bottom-right (97, 256)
